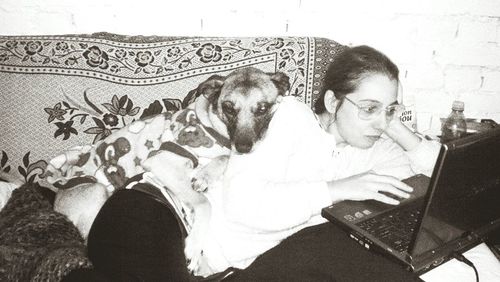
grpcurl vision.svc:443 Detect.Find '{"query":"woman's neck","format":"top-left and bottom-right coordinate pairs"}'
top-left (317, 112), bottom-right (346, 147)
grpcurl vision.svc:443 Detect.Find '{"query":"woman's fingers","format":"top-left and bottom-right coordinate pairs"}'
top-left (371, 192), bottom-right (400, 205)
top-left (390, 179), bottom-right (413, 192)
top-left (364, 172), bottom-right (414, 203)
top-left (366, 172), bottom-right (414, 192)
top-left (377, 183), bottom-right (411, 199)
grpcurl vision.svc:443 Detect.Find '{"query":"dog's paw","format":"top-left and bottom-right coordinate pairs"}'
top-left (191, 166), bottom-right (215, 192)
top-left (190, 155), bottom-right (228, 192)
top-left (191, 176), bottom-right (209, 192)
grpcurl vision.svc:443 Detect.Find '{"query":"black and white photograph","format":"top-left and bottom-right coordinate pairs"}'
top-left (0, 0), bottom-right (499, 281)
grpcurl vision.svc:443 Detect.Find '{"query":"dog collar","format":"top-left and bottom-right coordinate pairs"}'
top-left (203, 126), bottom-right (231, 149)
top-left (194, 96), bottom-right (231, 149)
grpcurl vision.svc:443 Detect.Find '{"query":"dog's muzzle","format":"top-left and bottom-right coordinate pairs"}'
top-left (234, 139), bottom-right (254, 154)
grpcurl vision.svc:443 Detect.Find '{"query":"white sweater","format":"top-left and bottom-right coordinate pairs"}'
top-left (201, 96), bottom-right (440, 274)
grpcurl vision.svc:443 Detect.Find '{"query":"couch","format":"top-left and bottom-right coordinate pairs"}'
top-left (2, 33), bottom-right (498, 282)
top-left (0, 33), bottom-right (346, 280)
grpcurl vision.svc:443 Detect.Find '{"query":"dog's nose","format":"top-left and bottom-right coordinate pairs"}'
top-left (235, 141), bottom-right (253, 154)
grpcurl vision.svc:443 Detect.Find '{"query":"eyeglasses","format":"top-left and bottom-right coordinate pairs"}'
top-left (343, 96), bottom-right (405, 121)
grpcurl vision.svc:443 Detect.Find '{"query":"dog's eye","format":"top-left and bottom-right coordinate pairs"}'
top-left (254, 104), bottom-right (269, 116)
top-left (222, 102), bottom-right (236, 116)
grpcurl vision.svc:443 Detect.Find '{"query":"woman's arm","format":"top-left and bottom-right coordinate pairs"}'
top-left (383, 118), bottom-right (441, 177)
top-left (222, 176), bottom-right (331, 231)
top-left (222, 168), bottom-right (414, 232)
top-left (384, 117), bottom-right (422, 151)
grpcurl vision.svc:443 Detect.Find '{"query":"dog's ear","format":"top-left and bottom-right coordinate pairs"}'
top-left (182, 75), bottom-right (225, 108)
top-left (268, 72), bottom-right (290, 96)
top-left (181, 88), bottom-right (199, 109)
top-left (198, 75), bottom-right (225, 103)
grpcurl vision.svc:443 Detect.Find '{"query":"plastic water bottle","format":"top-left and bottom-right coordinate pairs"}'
top-left (441, 100), bottom-right (467, 142)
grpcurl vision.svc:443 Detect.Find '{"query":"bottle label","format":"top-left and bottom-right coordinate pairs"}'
top-left (400, 107), bottom-right (417, 132)
top-left (441, 122), bottom-right (467, 142)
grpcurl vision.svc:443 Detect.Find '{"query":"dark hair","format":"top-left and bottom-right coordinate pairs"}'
top-left (314, 45), bottom-right (399, 114)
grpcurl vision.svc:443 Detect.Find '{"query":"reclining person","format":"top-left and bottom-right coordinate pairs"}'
top-left (200, 45), bottom-right (440, 281)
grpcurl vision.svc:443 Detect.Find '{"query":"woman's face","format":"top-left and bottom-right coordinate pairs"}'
top-left (333, 74), bottom-right (399, 149)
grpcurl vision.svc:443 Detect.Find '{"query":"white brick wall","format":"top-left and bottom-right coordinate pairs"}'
top-left (1, 0), bottom-right (500, 126)
top-left (444, 68), bottom-right (483, 92)
top-left (483, 71), bottom-right (500, 92)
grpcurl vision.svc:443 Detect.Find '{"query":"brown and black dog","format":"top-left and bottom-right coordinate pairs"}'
top-left (189, 67), bottom-right (291, 192)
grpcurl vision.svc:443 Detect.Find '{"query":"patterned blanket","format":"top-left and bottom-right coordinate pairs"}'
top-left (43, 99), bottom-right (231, 195)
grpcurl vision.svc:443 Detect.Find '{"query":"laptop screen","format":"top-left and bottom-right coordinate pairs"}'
top-left (410, 128), bottom-right (500, 257)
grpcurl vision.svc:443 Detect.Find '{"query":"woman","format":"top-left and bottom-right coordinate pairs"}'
top-left (198, 45), bottom-right (440, 280)
top-left (64, 46), bottom-right (439, 281)
top-left (215, 45), bottom-right (442, 281)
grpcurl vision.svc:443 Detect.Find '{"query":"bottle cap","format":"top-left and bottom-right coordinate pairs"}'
top-left (452, 100), bottom-right (464, 111)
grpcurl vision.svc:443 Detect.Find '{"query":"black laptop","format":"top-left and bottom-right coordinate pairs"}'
top-left (321, 127), bottom-right (500, 274)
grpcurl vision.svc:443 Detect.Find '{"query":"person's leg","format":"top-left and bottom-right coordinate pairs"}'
top-left (86, 187), bottom-right (191, 282)
top-left (228, 223), bottom-right (422, 282)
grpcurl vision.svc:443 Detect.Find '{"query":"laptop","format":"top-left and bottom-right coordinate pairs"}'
top-left (321, 127), bottom-right (500, 274)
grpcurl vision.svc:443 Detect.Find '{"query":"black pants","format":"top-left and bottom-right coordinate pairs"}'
top-left (64, 183), bottom-right (422, 282)
top-left (227, 223), bottom-right (422, 282)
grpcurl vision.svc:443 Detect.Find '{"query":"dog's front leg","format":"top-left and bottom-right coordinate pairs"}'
top-left (191, 155), bottom-right (229, 192)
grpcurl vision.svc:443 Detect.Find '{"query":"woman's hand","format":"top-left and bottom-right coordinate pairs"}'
top-left (384, 117), bottom-right (422, 152)
top-left (327, 171), bottom-right (413, 205)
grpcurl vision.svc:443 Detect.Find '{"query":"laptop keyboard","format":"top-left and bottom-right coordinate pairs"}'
top-left (355, 203), bottom-right (422, 253)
